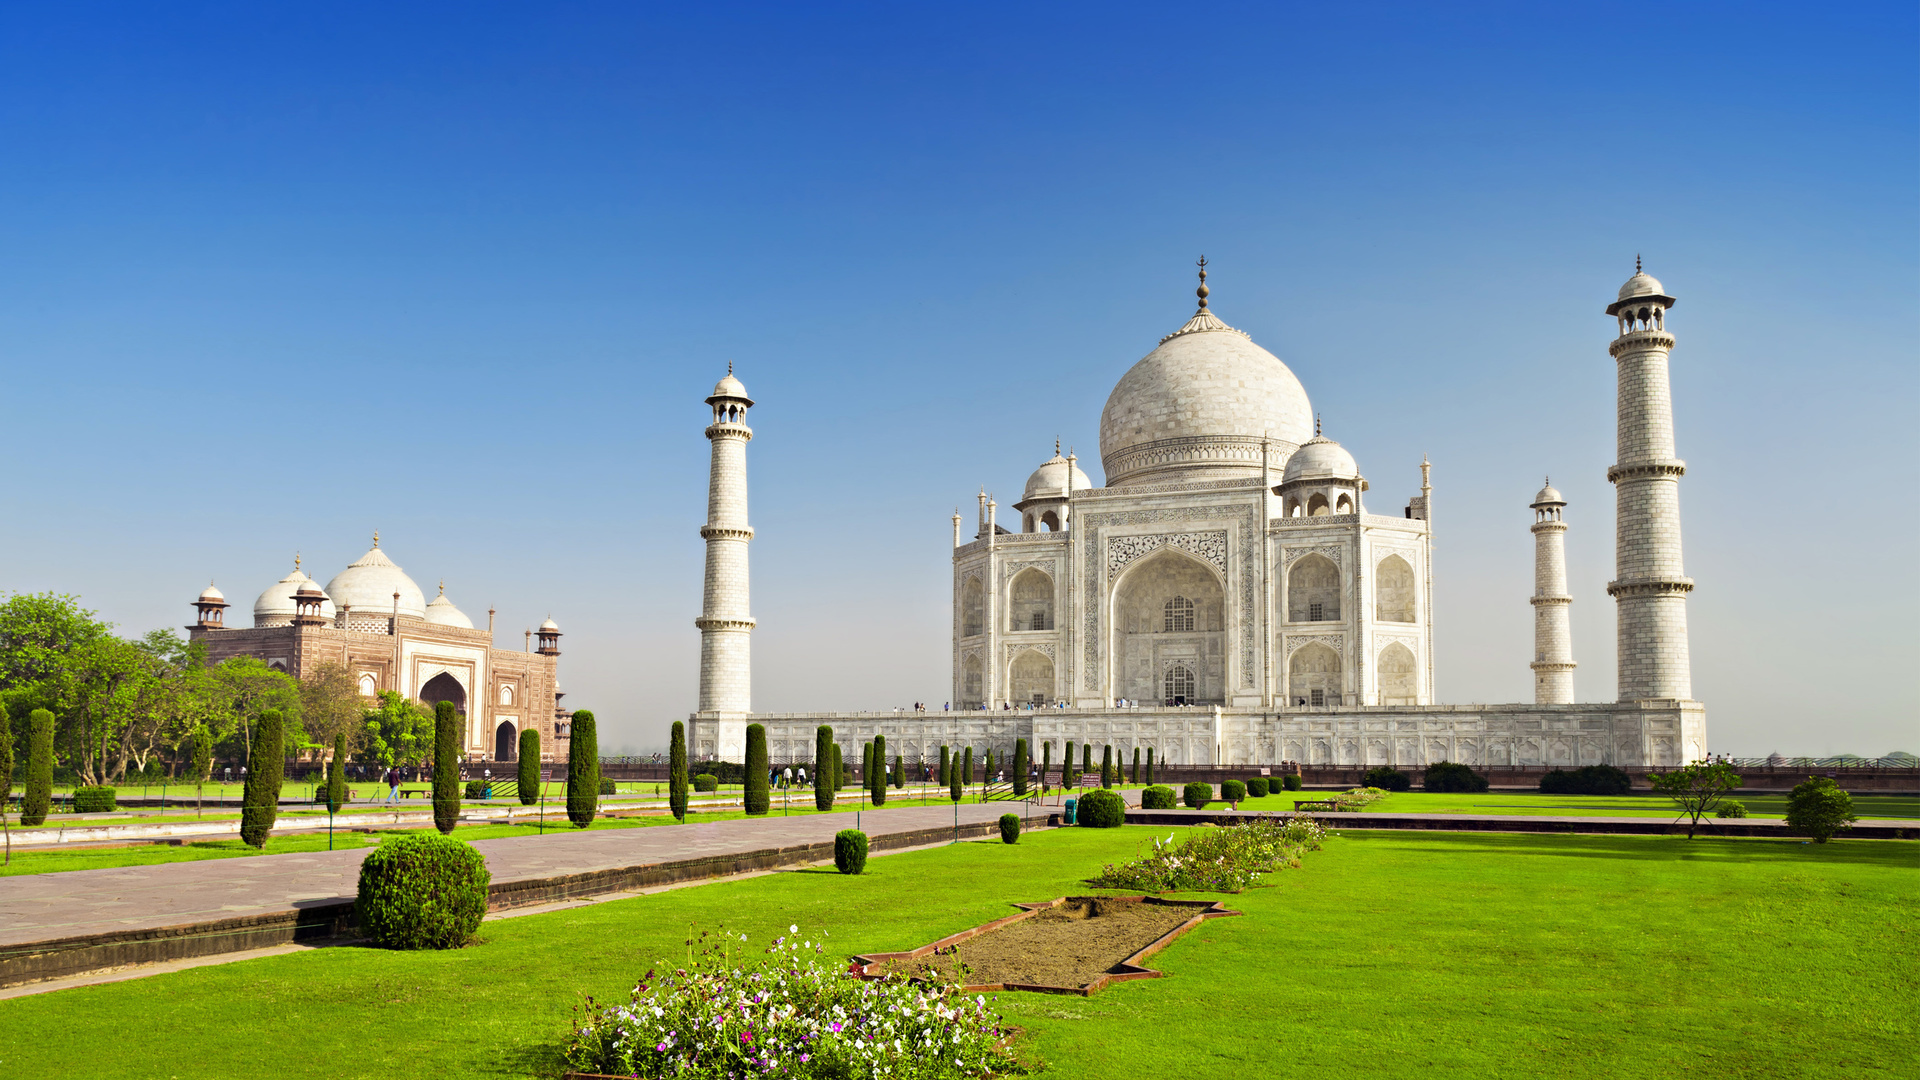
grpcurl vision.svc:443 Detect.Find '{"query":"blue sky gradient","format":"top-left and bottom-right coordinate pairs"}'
top-left (1, 2), bottom-right (1913, 754)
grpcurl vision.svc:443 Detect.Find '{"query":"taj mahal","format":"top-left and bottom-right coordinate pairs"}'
top-left (690, 261), bottom-right (1708, 771)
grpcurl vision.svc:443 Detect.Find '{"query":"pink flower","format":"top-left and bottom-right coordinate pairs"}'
top-left (829, 1022), bottom-right (843, 1033)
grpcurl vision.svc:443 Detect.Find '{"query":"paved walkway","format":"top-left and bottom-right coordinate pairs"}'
top-left (0, 795), bottom-right (1079, 950)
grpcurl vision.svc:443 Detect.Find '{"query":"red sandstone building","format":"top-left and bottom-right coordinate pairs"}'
top-left (187, 537), bottom-right (570, 762)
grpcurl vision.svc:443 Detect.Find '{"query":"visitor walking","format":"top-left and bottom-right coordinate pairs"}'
top-left (385, 767), bottom-right (400, 805)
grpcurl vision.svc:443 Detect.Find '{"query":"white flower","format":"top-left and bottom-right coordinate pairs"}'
top-left (790, 924), bottom-right (799, 933)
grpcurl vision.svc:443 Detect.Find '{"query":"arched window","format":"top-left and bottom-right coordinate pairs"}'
top-left (1039, 510), bottom-right (1060, 532)
top-left (1376, 555), bottom-right (1417, 623)
top-left (1289, 642), bottom-right (1342, 707)
top-left (1009, 568), bottom-right (1053, 631)
top-left (358, 673), bottom-right (377, 696)
top-left (499, 684), bottom-right (514, 706)
top-left (1335, 494), bottom-right (1352, 514)
top-left (1163, 595), bottom-right (1195, 632)
top-left (961, 655), bottom-right (984, 707)
top-left (1010, 650), bottom-right (1053, 706)
top-left (1308, 493), bottom-right (1330, 516)
top-left (1287, 555), bottom-right (1341, 622)
top-left (961, 576), bottom-right (984, 637)
top-left (1164, 664), bottom-right (1195, 705)
top-left (1379, 643), bottom-right (1417, 704)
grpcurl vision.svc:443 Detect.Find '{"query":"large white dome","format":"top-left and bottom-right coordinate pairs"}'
top-left (1099, 306), bottom-right (1313, 487)
top-left (324, 543), bottom-right (428, 619)
top-left (253, 565), bottom-right (335, 627)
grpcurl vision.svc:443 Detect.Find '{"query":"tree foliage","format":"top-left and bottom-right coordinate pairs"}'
top-left (1012, 738), bottom-right (1029, 797)
top-left (434, 700), bottom-right (462, 835)
top-left (1648, 760), bottom-right (1744, 839)
top-left (519, 728), bottom-right (541, 807)
top-left (744, 723), bottom-right (769, 815)
top-left (1786, 775), bottom-right (1857, 843)
top-left (22, 708), bottom-right (54, 826)
top-left (239, 709), bottom-right (284, 848)
top-left (300, 662), bottom-right (364, 755)
top-left (868, 734), bottom-right (886, 806)
top-left (811, 725), bottom-right (832, 813)
top-left (566, 709), bottom-right (599, 828)
top-left (327, 733), bottom-right (347, 814)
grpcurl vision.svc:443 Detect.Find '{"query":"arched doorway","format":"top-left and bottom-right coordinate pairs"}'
top-left (495, 721), bottom-right (517, 761)
top-left (1110, 548), bottom-right (1226, 705)
top-left (420, 671), bottom-right (467, 716)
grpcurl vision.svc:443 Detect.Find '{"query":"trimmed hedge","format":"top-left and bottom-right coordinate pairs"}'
top-left (598, 776), bottom-right (617, 796)
top-left (1716, 800), bottom-right (1748, 819)
top-left (1131, 746), bottom-right (1141, 784)
top-left (1077, 788), bottom-right (1125, 828)
top-left (73, 786), bottom-right (117, 813)
top-left (1041, 741), bottom-right (1051, 784)
top-left (1362, 766), bottom-right (1412, 792)
top-left (1787, 775), bottom-right (1856, 843)
top-left (518, 728), bottom-right (541, 806)
top-left (328, 734), bottom-right (348, 813)
top-left (1282, 774), bottom-right (1302, 791)
top-left (1101, 745), bottom-right (1115, 788)
top-left (22, 708), bottom-right (53, 826)
top-left (356, 833), bottom-right (490, 949)
top-left (567, 709), bottom-right (600, 827)
top-left (1247, 777), bottom-right (1269, 798)
top-left (1182, 782), bottom-right (1212, 809)
top-left (1141, 785), bottom-right (1176, 810)
top-left (1145, 747), bottom-right (1155, 785)
top-left (999, 813), bottom-right (1021, 844)
top-left (465, 779), bottom-right (489, 799)
top-left (1423, 761), bottom-right (1490, 793)
top-left (240, 709), bottom-right (284, 849)
top-left (1221, 779), bottom-right (1246, 803)
top-left (949, 750), bottom-right (963, 802)
top-left (693, 773), bottom-right (719, 792)
top-left (669, 721), bottom-right (690, 819)
top-left (744, 723), bottom-right (769, 815)
top-left (813, 725), bottom-right (834, 813)
top-left (1539, 764), bottom-right (1632, 796)
top-left (834, 829), bottom-right (868, 874)
top-left (1064, 741), bottom-right (1075, 782)
top-left (868, 734), bottom-right (886, 806)
top-left (1012, 738), bottom-right (1029, 797)
top-left (939, 745), bottom-right (950, 788)
top-left (434, 700), bottom-right (462, 834)
top-left (893, 754), bottom-right (904, 789)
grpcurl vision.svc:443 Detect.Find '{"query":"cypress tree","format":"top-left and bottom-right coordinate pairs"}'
top-left (983, 749), bottom-right (993, 786)
top-left (1083, 742), bottom-right (1093, 777)
top-left (938, 745), bottom-right (950, 788)
top-left (963, 747), bottom-right (974, 800)
top-left (566, 708), bottom-right (599, 828)
top-left (0, 704), bottom-right (12, 863)
top-left (240, 709), bottom-right (284, 848)
top-left (1042, 740), bottom-right (1052, 785)
top-left (434, 699), bottom-right (463, 834)
top-left (949, 748), bottom-right (963, 802)
top-left (893, 754), bottom-right (904, 789)
top-left (869, 734), bottom-right (886, 806)
top-left (832, 743), bottom-right (844, 791)
top-left (1064, 741), bottom-right (1075, 785)
top-left (1132, 746), bottom-right (1141, 784)
top-left (669, 720), bottom-right (690, 820)
top-left (326, 733), bottom-right (347, 814)
top-left (744, 723), bottom-right (769, 815)
top-left (1102, 745), bottom-right (1114, 788)
top-left (813, 725), bottom-right (834, 812)
top-left (1013, 738), bottom-right (1029, 796)
top-left (519, 728), bottom-right (542, 807)
top-left (1146, 747), bottom-right (1155, 785)
top-left (22, 709), bottom-right (53, 827)
top-left (190, 725), bottom-right (212, 817)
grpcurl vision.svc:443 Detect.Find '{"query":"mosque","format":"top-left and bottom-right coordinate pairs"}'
top-left (689, 260), bottom-right (1707, 772)
top-left (185, 538), bottom-right (570, 762)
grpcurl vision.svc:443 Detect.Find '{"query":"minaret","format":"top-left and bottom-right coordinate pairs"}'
top-left (1529, 479), bottom-right (1575, 703)
top-left (697, 364), bottom-right (756, 720)
top-left (1605, 260), bottom-right (1693, 700)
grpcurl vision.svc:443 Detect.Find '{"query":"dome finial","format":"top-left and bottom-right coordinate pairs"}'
top-left (1054, 437), bottom-right (1061, 457)
top-left (1635, 253), bottom-right (1642, 274)
top-left (294, 551), bottom-right (301, 572)
top-left (372, 529), bottom-right (379, 548)
top-left (1195, 255), bottom-right (1209, 310)
top-left (1314, 413), bottom-right (1322, 437)
top-left (727, 360), bottom-right (733, 376)
top-left (438, 579), bottom-right (445, 596)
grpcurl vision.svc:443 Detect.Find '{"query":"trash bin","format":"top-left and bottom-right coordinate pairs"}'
top-left (1064, 797), bottom-right (1078, 825)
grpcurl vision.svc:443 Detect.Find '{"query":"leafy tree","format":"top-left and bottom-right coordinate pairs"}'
top-left (1648, 760), bottom-right (1744, 839)
top-left (326, 733), bottom-right (347, 814)
top-left (1083, 743), bottom-right (1093, 776)
top-left (209, 656), bottom-right (302, 764)
top-left (1064, 741), bottom-right (1075, 783)
top-left (812, 725), bottom-right (833, 813)
top-left (892, 754), bottom-right (903, 789)
top-left (22, 708), bottom-right (53, 826)
top-left (0, 591), bottom-right (112, 690)
top-left (949, 748), bottom-right (963, 802)
top-left (361, 691), bottom-right (434, 770)
top-left (831, 743), bottom-right (843, 792)
top-left (744, 723), bottom-right (769, 815)
top-left (189, 725), bottom-right (212, 817)
top-left (566, 709), bottom-right (599, 828)
top-left (1012, 738), bottom-right (1029, 797)
top-left (519, 728), bottom-right (541, 806)
top-left (433, 700), bottom-right (462, 835)
top-left (299, 662), bottom-right (363, 755)
top-left (239, 709), bottom-right (284, 848)
top-left (0, 702), bottom-right (12, 863)
top-left (1786, 775), bottom-right (1857, 843)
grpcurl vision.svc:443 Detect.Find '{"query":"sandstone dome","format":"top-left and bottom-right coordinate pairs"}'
top-left (1281, 433), bottom-right (1360, 485)
top-left (198, 582), bottom-right (226, 602)
top-left (324, 543), bottom-right (427, 619)
top-left (423, 585), bottom-right (474, 629)
top-left (253, 566), bottom-right (334, 626)
top-left (1099, 305), bottom-right (1313, 487)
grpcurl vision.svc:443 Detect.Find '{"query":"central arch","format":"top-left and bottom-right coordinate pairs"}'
top-left (494, 720), bottom-right (517, 761)
top-left (1109, 548), bottom-right (1226, 705)
top-left (419, 671), bottom-right (467, 716)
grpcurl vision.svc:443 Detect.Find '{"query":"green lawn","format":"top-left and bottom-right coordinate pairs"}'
top-left (1187, 790), bottom-right (1920, 820)
top-left (0, 826), bottom-right (1912, 1078)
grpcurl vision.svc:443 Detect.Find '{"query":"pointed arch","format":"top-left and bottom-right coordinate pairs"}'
top-left (960, 575), bottom-right (984, 637)
top-left (1287, 554), bottom-right (1341, 622)
top-left (1009, 568), bottom-right (1053, 631)
top-left (1378, 642), bottom-right (1417, 705)
top-left (961, 654), bottom-right (984, 708)
top-left (1109, 546), bottom-right (1226, 705)
top-left (1376, 555), bottom-right (1416, 623)
top-left (1008, 648), bottom-right (1054, 706)
top-left (1288, 642), bottom-right (1341, 707)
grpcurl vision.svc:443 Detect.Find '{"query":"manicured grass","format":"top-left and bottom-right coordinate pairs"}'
top-left (1187, 790), bottom-right (1920, 819)
top-left (1, 827), bottom-right (1912, 1078)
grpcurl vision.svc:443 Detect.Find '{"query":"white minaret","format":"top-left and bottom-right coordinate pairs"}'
top-left (1529, 479), bottom-right (1575, 703)
top-left (697, 365), bottom-right (755, 724)
top-left (1605, 260), bottom-right (1693, 701)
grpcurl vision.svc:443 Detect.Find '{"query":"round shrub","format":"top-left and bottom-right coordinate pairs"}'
top-left (1141, 785), bottom-right (1176, 810)
top-left (1183, 782), bottom-right (1213, 809)
top-left (464, 779), bottom-right (488, 799)
top-left (1786, 775), bottom-right (1856, 843)
top-left (1716, 800), bottom-right (1748, 819)
top-left (599, 776), bottom-right (617, 796)
top-left (1362, 766), bottom-right (1412, 792)
top-left (834, 828), bottom-right (868, 874)
top-left (999, 813), bottom-right (1021, 844)
top-left (1423, 761), bottom-right (1490, 793)
top-left (1246, 778), bottom-right (1269, 798)
top-left (1539, 765), bottom-right (1632, 796)
top-left (1222, 779), bottom-right (1247, 803)
top-left (692, 773), bottom-right (719, 792)
top-left (356, 833), bottom-right (490, 949)
top-left (73, 786), bottom-right (117, 813)
top-left (1077, 789), bottom-right (1126, 828)
top-left (1282, 774), bottom-right (1302, 792)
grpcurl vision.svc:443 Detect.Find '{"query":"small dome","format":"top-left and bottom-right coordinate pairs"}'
top-left (1281, 434), bottom-right (1360, 485)
top-left (1532, 480), bottom-right (1565, 506)
top-left (198, 582), bottom-right (226, 602)
top-left (324, 542), bottom-right (428, 620)
top-left (1021, 450), bottom-right (1094, 502)
top-left (424, 592), bottom-right (474, 629)
top-left (254, 567), bottom-right (336, 626)
top-left (539, 616), bottom-right (560, 632)
top-left (1616, 271), bottom-right (1665, 302)
top-left (706, 365), bottom-right (753, 406)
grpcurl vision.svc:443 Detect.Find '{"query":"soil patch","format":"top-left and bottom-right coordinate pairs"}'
top-left (863, 896), bottom-right (1228, 992)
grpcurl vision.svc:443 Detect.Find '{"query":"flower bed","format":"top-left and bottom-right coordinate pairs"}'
top-left (1087, 817), bottom-right (1326, 893)
top-left (565, 926), bottom-right (1018, 1079)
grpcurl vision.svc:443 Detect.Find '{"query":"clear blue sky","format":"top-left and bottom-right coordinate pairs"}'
top-left (1, 2), bottom-right (1913, 756)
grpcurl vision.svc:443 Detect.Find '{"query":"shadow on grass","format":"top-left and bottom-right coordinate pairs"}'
top-left (1331, 830), bottom-right (1918, 867)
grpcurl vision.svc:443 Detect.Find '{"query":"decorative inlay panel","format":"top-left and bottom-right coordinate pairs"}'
top-left (1281, 545), bottom-right (1343, 568)
top-left (1106, 531), bottom-right (1228, 577)
top-left (1284, 634), bottom-right (1343, 656)
top-left (1080, 504), bottom-right (1260, 691)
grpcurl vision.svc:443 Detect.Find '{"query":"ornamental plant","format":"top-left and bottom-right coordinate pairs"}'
top-left (566, 708), bottom-right (600, 828)
top-left (433, 699), bottom-right (462, 833)
top-left (693, 773), bottom-right (720, 792)
top-left (1247, 777), bottom-right (1269, 798)
top-left (1221, 779), bottom-right (1246, 804)
top-left (1282, 774), bottom-right (1302, 791)
top-left (564, 925), bottom-right (1019, 1079)
top-left (938, 745), bottom-right (950, 788)
top-left (1077, 788), bottom-right (1125, 827)
top-left (893, 755), bottom-right (904, 789)
top-left (1539, 764), bottom-right (1632, 796)
top-left (73, 786), bottom-right (117, 813)
top-left (1012, 738), bottom-right (1029, 796)
top-left (1648, 759), bottom-right (1742, 839)
top-left (1145, 747), bottom-right (1155, 785)
top-left (1182, 781), bottom-right (1212, 809)
top-left (1140, 785), bottom-right (1176, 809)
top-left (1064, 741), bottom-right (1075, 782)
top-left (1101, 745), bottom-right (1114, 788)
top-left (962, 748), bottom-right (973, 796)
top-left (1090, 817), bottom-right (1326, 893)
top-left (949, 752), bottom-right (963, 803)
top-left (999, 813), bottom-right (1020, 844)
top-left (1131, 746), bottom-right (1141, 784)
top-left (813, 725), bottom-right (834, 813)
top-left (519, 728), bottom-right (542, 807)
top-left (0, 705), bottom-right (11, 863)
top-left (834, 828), bottom-right (868, 874)
top-left (1083, 743), bottom-right (1093, 777)
top-left (1422, 761), bottom-right (1489, 794)
top-left (1040, 740), bottom-right (1051, 784)
top-left (832, 744), bottom-right (844, 791)
top-left (1362, 766), bottom-right (1411, 792)
top-left (22, 708), bottom-right (54, 827)
top-left (189, 724), bottom-right (213, 816)
top-left (240, 709), bottom-right (284, 848)
top-left (1786, 775), bottom-right (1857, 843)
top-left (1716, 800), bottom-right (1748, 818)
top-left (356, 832), bottom-right (490, 949)
top-left (868, 734), bottom-right (886, 807)
top-left (745, 724), bottom-right (770, 815)
top-left (327, 733), bottom-right (348, 814)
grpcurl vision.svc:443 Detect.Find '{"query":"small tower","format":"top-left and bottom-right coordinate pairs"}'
top-left (1529, 479), bottom-right (1576, 704)
top-left (696, 364), bottom-right (756, 726)
top-left (191, 583), bottom-right (229, 630)
top-left (1605, 261), bottom-right (1693, 701)
top-left (536, 616), bottom-right (562, 656)
top-left (291, 582), bottom-right (330, 628)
